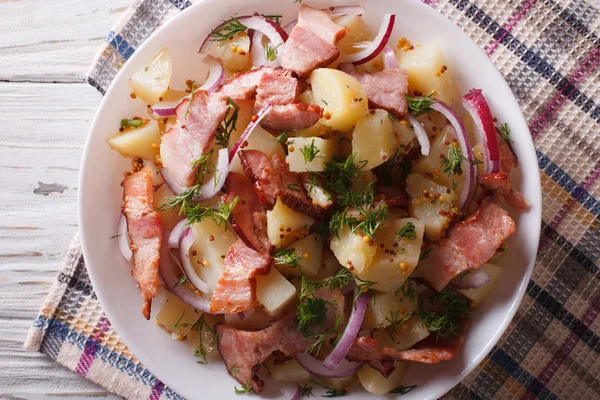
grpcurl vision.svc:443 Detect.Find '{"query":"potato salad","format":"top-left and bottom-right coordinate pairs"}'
top-left (109, 3), bottom-right (527, 398)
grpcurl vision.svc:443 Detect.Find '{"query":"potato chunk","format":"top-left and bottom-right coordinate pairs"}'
top-left (107, 120), bottom-right (161, 160)
top-left (129, 49), bottom-right (172, 104)
top-left (358, 361), bottom-right (409, 395)
top-left (265, 356), bottom-right (310, 383)
top-left (190, 219), bottom-right (237, 294)
top-left (267, 198), bottom-right (314, 248)
top-left (397, 42), bottom-right (459, 104)
top-left (334, 15), bottom-right (372, 54)
top-left (153, 184), bottom-right (181, 230)
top-left (275, 233), bottom-right (324, 277)
top-left (287, 137), bottom-right (335, 172)
top-left (372, 314), bottom-right (430, 350)
top-left (330, 227), bottom-right (376, 274)
top-left (310, 68), bottom-right (369, 131)
top-left (352, 109), bottom-right (400, 171)
top-left (216, 33), bottom-right (251, 71)
top-left (256, 267), bottom-right (297, 316)
top-left (363, 281), bottom-right (418, 329)
top-left (406, 173), bottom-right (456, 241)
top-left (224, 307), bottom-right (271, 330)
top-left (357, 218), bottom-right (424, 293)
top-left (457, 263), bottom-right (503, 305)
top-left (155, 293), bottom-right (201, 337)
top-left (229, 124), bottom-right (285, 174)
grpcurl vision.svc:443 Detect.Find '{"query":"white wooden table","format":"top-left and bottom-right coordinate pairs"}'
top-left (0, 1), bottom-right (132, 398)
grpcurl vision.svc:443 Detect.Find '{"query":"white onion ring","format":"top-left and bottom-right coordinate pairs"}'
top-left (168, 218), bottom-right (189, 249)
top-left (117, 213), bottom-right (132, 262)
top-left (180, 230), bottom-right (211, 294)
top-left (451, 267), bottom-right (491, 289)
top-left (342, 14), bottom-right (396, 65)
top-left (323, 291), bottom-right (369, 370)
top-left (151, 55), bottom-right (224, 118)
top-left (194, 147), bottom-right (230, 201)
top-left (200, 15), bottom-right (288, 63)
top-left (158, 241), bottom-right (217, 313)
top-left (295, 353), bottom-right (364, 378)
top-left (382, 46), bottom-right (398, 69)
top-left (462, 89), bottom-right (500, 174)
top-left (229, 104), bottom-right (273, 162)
top-left (407, 113), bottom-right (430, 156)
top-left (160, 168), bottom-right (187, 196)
top-left (431, 101), bottom-right (478, 211)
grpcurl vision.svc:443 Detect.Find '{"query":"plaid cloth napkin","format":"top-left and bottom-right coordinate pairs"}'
top-left (25, 0), bottom-right (600, 399)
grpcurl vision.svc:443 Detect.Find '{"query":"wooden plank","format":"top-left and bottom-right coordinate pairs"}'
top-left (0, 0), bottom-right (131, 83)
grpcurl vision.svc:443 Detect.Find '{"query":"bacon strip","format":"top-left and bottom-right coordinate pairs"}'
top-left (210, 240), bottom-right (271, 314)
top-left (239, 149), bottom-right (326, 218)
top-left (281, 5), bottom-right (346, 77)
top-left (217, 68), bottom-right (267, 101)
top-left (376, 184), bottom-right (408, 207)
top-left (224, 172), bottom-right (272, 253)
top-left (478, 140), bottom-right (529, 210)
top-left (121, 168), bottom-right (164, 319)
top-left (419, 198), bottom-right (515, 291)
top-left (216, 310), bottom-right (308, 393)
top-left (340, 63), bottom-right (409, 117)
top-left (159, 91), bottom-right (228, 187)
top-left (347, 319), bottom-right (469, 371)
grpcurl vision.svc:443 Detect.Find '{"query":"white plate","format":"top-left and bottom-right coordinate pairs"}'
top-left (79, 0), bottom-right (542, 398)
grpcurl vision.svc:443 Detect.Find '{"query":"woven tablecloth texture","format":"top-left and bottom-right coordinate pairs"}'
top-left (24, 0), bottom-right (600, 399)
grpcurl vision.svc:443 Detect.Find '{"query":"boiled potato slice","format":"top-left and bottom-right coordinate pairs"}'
top-left (190, 219), bottom-right (237, 294)
top-left (397, 42), bottom-right (459, 104)
top-left (330, 226), bottom-right (376, 274)
top-left (358, 361), bottom-right (409, 395)
top-left (229, 124), bottom-right (285, 174)
top-left (413, 124), bottom-right (464, 190)
top-left (297, 90), bottom-right (332, 138)
top-left (310, 68), bottom-right (369, 131)
top-left (457, 263), bottom-right (503, 305)
top-left (406, 173), bottom-right (456, 241)
top-left (155, 293), bottom-right (201, 337)
top-left (275, 233), bottom-right (324, 277)
top-left (391, 119), bottom-right (416, 154)
top-left (216, 33), bottom-right (251, 71)
top-left (311, 248), bottom-right (343, 281)
top-left (334, 15), bottom-right (372, 54)
top-left (153, 184), bottom-right (182, 230)
top-left (267, 198), bottom-right (314, 248)
top-left (255, 267), bottom-right (297, 316)
top-left (224, 307), bottom-right (271, 330)
top-left (352, 109), bottom-right (400, 170)
top-left (372, 314), bottom-right (430, 351)
top-left (265, 356), bottom-right (310, 383)
top-left (287, 137), bottom-right (335, 172)
top-left (322, 375), bottom-right (356, 392)
top-left (471, 142), bottom-right (486, 176)
top-left (187, 313), bottom-right (221, 362)
top-left (363, 282), bottom-right (418, 329)
top-left (357, 219), bottom-right (424, 293)
top-left (107, 120), bottom-right (161, 160)
top-left (129, 49), bottom-right (172, 104)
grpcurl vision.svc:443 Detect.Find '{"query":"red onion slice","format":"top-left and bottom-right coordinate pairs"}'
top-left (229, 104), bottom-right (273, 162)
top-left (407, 113), bottom-right (430, 156)
top-left (431, 101), bottom-right (478, 211)
top-left (382, 46), bottom-right (398, 69)
top-left (281, 384), bottom-right (301, 400)
top-left (117, 213), bottom-right (132, 262)
top-left (342, 14), bottom-right (396, 65)
top-left (451, 267), bottom-right (490, 289)
top-left (180, 230), bottom-right (211, 294)
top-left (462, 89), bottom-right (500, 174)
top-left (168, 218), bottom-right (189, 249)
top-left (238, 311), bottom-right (246, 321)
top-left (160, 168), bottom-right (187, 196)
top-left (151, 97), bottom-right (187, 118)
top-left (296, 352), bottom-right (364, 378)
top-left (323, 291), bottom-right (369, 370)
top-left (200, 15), bottom-right (288, 62)
top-left (194, 147), bottom-right (230, 201)
top-left (159, 242), bottom-right (216, 313)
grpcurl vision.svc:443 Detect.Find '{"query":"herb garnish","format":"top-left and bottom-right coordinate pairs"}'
top-left (419, 248), bottom-right (432, 260)
top-left (385, 310), bottom-right (413, 332)
top-left (276, 131), bottom-right (288, 144)
top-left (390, 384), bottom-right (418, 395)
top-left (274, 248), bottom-right (302, 268)
top-left (234, 381), bottom-right (252, 394)
top-left (418, 288), bottom-right (471, 340)
top-left (396, 221), bottom-right (416, 240)
top-left (396, 279), bottom-right (416, 302)
top-left (308, 376), bottom-right (347, 397)
top-left (193, 315), bottom-right (217, 365)
top-left (287, 183), bottom-right (301, 192)
top-left (499, 122), bottom-right (511, 142)
top-left (173, 274), bottom-right (188, 289)
top-left (261, 13), bottom-right (282, 25)
top-left (110, 233), bottom-right (121, 239)
top-left (458, 270), bottom-right (471, 281)
top-left (228, 364), bottom-right (240, 376)
top-left (265, 43), bottom-right (282, 62)
top-left (406, 91), bottom-right (435, 116)
top-left (174, 310), bottom-right (191, 329)
top-left (299, 384), bottom-right (314, 397)
top-left (215, 97), bottom-right (240, 147)
top-left (441, 144), bottom-right (466, 176)
top-left (120, 118), bottom-right (143, 128)
top-left (211, 16), bottom-right (247, 43)
top-left (184, 80), bottom-right (197, 118)
top-left (300, 139), bottom-right (324, 163)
